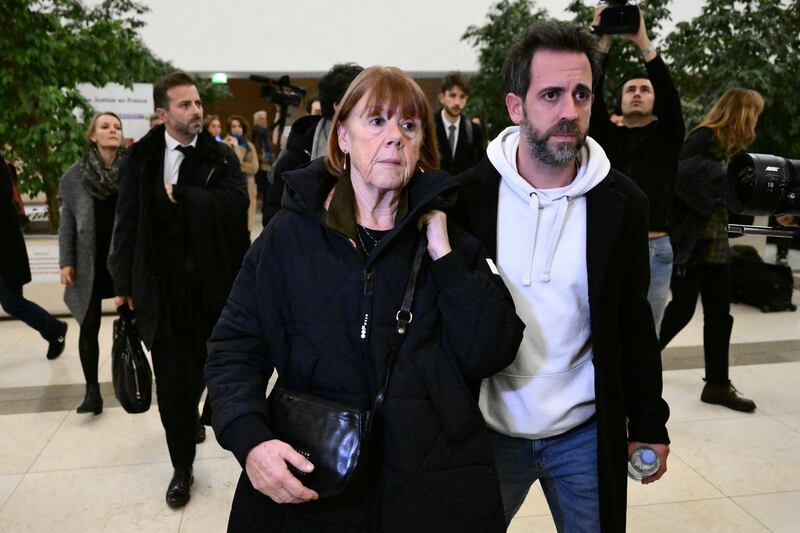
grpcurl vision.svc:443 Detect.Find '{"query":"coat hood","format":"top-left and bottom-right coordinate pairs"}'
top-left (487, 126), bottom-right (610, 284)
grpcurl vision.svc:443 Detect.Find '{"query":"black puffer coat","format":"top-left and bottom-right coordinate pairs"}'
top-left (205, 159), bottom-right (524, 532)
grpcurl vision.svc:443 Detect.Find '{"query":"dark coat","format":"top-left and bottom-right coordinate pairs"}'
top-left (671, 127), bottom-right (727, 266)
top-left (262, 114), bottom-right (322, 226)
top-left (0, 161), bottom-right (31, 288)
top-left (455, 157), bottom-right (671, 533)
top-left (435, 112), bottom-right (485, 176)
top-left (589, 54), bottom-right (685, 232)
top-left (205, 159), bottom-right (524, 532)
top-left (107, 126), bottom-right (249, 347)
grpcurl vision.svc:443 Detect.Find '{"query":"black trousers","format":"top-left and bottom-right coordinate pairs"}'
top-left (78, 286), bottom-right (103, 385)
top-left (151, 324), bottom-right (208, 468)
top-left (659, 262), bottom-right (733, 383)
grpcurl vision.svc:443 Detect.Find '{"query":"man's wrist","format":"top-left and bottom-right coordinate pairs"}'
top-left (640, 42), bottom-right (657, 61)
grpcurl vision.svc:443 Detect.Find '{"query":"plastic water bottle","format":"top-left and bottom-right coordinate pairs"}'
top-left (628, 447), bottom-right (660, 481)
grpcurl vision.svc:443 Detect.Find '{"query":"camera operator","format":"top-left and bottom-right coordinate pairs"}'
top-left (589, 4), bottom-right (685, 333)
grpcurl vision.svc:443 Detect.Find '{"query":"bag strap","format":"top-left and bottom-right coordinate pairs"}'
top-left (370, 233), bottom-right (428, 415)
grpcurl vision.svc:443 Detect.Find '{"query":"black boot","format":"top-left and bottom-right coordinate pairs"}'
top-left (166, 467), bottom-right (193, 508)
top-left (76, 383), bottom-right (103, 415)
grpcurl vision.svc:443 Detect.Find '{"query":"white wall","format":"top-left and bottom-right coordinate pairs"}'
top-left (136, 0), bottom-right (704, 77)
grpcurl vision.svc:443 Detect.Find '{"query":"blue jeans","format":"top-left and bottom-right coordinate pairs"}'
top-left (648, 235), bottom-right (673, 335)
top-left (490, 419), bottom-right (600, 532)
top-left (0, 273), bottom-right (61, 341)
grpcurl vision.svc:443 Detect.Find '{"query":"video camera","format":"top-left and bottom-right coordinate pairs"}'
top-left (726, 152), bottom-right (800, 238)
top-left (594, 1), bottom-right (641, 35)
top-left (250, 75), bottom-right (307, 156)
top-left (250, 75), bottom-right (306, 108)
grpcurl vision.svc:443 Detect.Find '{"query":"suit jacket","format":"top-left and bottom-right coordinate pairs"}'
top-left (454, 157), bottom-right (670, 533)
top-left (108, 126), bottom-right (249, 347)
top-left (435, 112), bottom-right (484, 175)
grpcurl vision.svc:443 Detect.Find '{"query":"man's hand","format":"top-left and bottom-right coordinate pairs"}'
top-left (592, 6), bottom-right (612, 53)
top-left (245, 440), bottom-right (319, 504)
top-left (114, 295), bottom-right (135, 310)
top-left (60, 266), bottom-right (75, 286)
top-left (628, 441), bottom-right (669, 484)
top-left (776, 214), bottom-right (800, 227)
top-left (164, 183), bottom-right (177, 204)
top-left (623, 9), bottom-right (655, 61)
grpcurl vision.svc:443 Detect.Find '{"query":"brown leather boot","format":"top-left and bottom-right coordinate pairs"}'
top-left (701, 381), bottom-right (756, 412)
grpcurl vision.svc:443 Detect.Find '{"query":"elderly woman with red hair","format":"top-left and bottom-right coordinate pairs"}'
top-left (205, 66), bottom-right (523, 532)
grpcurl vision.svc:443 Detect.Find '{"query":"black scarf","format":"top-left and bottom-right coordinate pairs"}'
top-left (81, 145), bottom-right (122, 200)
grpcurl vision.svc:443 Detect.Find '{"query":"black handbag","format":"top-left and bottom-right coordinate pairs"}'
top-left (111, 304), bottom-right (153, 414)
top-left (266, 234), bottom-right (428, 498)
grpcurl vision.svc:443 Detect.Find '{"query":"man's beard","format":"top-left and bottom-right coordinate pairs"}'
top-left (520, 114), bottom-right (585, 168)
top-left (175, 116), bottom-right (203, 136)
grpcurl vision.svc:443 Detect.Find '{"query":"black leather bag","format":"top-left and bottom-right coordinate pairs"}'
top-left (266, 235), bottom-right (428, 498)
top-left (111, 304), bottom-right (153, 414)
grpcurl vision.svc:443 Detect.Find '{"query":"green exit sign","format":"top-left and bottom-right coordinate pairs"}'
top-left (211, 73), bottom-right (228, 84)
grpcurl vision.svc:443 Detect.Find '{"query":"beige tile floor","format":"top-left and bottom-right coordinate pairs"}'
top-left (1, 243), bottom-right (799, 532)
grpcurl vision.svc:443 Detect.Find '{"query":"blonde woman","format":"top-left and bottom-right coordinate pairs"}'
top-left (660, 89), bottom-right (764, 412)
top-left (59, 112), bottom-right (125, 415)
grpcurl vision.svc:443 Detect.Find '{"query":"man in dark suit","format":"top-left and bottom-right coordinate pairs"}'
top-left (434, 73), bottom-right (484, 175)
top-left (454, 20), bottom-right (669, 532)
top-left (108, 72), bottom-right (249, 509)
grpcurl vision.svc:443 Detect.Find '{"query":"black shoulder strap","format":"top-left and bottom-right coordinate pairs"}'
top-left (370, 233), bottom-right (428, 414)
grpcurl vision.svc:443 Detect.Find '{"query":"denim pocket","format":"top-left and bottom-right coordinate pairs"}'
top-left (651, 237), bottom-right (674, 264)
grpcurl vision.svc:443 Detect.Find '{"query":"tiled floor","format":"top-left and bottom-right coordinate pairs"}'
top-left (1, 244), bottom-right (799, 532)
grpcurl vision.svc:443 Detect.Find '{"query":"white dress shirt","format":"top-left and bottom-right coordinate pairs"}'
top-left (163, 130), bottom-right (198, 185)
top-left (441, 109), bottom-right (460, 156)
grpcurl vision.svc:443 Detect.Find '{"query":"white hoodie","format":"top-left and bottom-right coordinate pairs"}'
top-left (479, 126), bottom-right (611, 439)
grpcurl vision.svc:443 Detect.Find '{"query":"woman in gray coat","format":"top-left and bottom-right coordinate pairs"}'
top-left (59, 112), bottom-right (124, 415)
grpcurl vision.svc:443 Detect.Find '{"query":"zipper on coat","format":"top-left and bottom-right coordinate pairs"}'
top-left (360, 270), bottom-right (374, 344)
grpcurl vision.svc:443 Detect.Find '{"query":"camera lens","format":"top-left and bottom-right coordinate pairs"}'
top-left (726, 153), bottom-right (800, 215)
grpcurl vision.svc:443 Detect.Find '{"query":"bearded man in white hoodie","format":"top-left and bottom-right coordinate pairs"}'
top-left (454, 20), bottom-right (670, 532)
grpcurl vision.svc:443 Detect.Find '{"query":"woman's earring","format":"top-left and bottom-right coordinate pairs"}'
top-left (418, 166), bottom-right (425, 173)
top-left (343, 152), bottom-right (349, 171)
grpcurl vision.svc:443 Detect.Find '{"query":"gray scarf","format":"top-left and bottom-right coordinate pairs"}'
top-left (81, 145), bottom-right (122, 200)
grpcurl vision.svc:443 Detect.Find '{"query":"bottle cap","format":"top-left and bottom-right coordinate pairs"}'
top-left (641, 449), bottom-right (657, 465)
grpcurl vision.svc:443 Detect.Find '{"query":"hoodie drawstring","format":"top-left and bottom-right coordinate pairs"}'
top-left (523, 194), bottom-right (571, 285)
top-left (523, 192), bottom-right (540, 286)
top-left (540, 197), bottom-right (570, 282)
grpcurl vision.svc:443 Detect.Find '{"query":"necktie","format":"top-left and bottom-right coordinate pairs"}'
top-left (176, 145), bottom-right (195, 184)
top-left (448, 124), bottom-right (457, 157)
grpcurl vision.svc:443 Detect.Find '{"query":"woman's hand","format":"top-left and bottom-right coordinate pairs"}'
top-left (245, 439), bottom-right (319, 504)
top-left (418, 210), bottom-right (452, 261)
top-left (60, 266), bottom-right (75, 286)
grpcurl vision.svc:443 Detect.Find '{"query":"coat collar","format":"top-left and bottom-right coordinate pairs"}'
top-left (283, 159), bottom-right (458, 263)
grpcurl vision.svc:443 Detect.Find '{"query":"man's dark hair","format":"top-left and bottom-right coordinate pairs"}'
top-left (440, 72), bottom-right (469, 95)
top-left (503, 19), bottom-right (601, 98)
top-left (318, 63), bottom-right (363, 120)
top-left (153, 71), bottom-right (196, 110)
